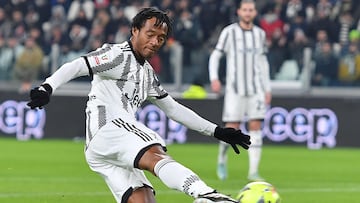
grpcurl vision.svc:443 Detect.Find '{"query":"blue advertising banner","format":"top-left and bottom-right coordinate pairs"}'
top-left (0, 91), bottom-right (354, 148)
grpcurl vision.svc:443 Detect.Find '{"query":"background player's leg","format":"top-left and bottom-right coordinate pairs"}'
top-left (217, 122), bottom-right (240, 180)
top-left (247, 120), bottom-right (263, 181)
top-left (217, 140), bottom-right (229, 180)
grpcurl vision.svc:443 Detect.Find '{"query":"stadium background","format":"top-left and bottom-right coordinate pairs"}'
top-left (0, 0), bottom-right (360, 148)
top-left (1, 0), bottom-right (360, 202)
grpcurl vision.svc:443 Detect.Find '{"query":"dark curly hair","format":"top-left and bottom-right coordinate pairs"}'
top-left (131, 7), bottom-right (172, 38)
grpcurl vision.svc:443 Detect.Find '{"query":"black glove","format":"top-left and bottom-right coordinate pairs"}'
top-left (27, 83), bottom-right (53, 109)
top-left (214, 126), bottom-right (251, 154)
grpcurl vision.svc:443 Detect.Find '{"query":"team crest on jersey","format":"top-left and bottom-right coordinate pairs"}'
top-left (101, 55), bottom-right (109, 60)
top-left (94, 54), bottom-right (109, 65)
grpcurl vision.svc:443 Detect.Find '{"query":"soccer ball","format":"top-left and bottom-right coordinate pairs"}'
top-left (236, 181), bottom-right (281, 203)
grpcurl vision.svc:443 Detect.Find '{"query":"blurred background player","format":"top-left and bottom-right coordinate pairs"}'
top-left (27, 7), bottom-right (251, 203)
top-left (208, 0), bottom-right (272, 181)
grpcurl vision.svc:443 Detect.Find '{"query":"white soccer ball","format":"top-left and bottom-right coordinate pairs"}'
top-left (236, 181), bottom-right (281, 203)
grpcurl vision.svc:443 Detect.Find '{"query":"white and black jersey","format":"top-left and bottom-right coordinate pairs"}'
top-left (209, 23), bottom-right (271, 96)
top-left (83, 41), bottom-right (168, 121)
top-left (44, 41), bottom-right (217, 142)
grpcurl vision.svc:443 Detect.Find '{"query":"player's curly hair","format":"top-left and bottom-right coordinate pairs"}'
top-left (131, 7), bottom-right (172, 38)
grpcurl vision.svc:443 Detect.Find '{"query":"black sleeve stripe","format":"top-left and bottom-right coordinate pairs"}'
top-left (155, 93), bottom-right (168, 99)
top-left (82, 56), bottom-right (93, 77)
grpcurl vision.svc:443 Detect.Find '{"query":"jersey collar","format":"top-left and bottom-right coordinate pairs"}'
top-left (127, 40), bottom-right (145, 66)
top-left (238, 22), bottom-right (253, 31)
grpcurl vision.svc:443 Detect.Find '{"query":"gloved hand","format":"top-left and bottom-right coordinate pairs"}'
top-left (27, 83), bottom-right (53, 109)
top-left (214, 127), bottom-right (251, 154)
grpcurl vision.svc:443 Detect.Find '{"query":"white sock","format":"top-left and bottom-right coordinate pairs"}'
top-left (154, 159), bottom-right (214, 198)
top-left (218, 141), bottom-right (229, 164)
top-left (248, 130), bottom-right (263, 176)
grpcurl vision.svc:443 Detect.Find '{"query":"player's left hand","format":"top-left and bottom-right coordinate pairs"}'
top-left (214, 127), bottom-right (251, 154)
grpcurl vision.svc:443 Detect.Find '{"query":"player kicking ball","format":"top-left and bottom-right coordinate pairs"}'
top-left (27, 7), bottom-right (250, 203)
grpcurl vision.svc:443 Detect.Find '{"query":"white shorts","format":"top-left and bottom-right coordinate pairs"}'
top-left (222, 92), bottom-right (266, 122)
top-left (85, 118), bottom-right (166, 203)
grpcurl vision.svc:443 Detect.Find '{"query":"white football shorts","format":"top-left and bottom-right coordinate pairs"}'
top-left (85, 117), bottom-right (166, 203)
top-left (222, 92), bottom-right (266, 122)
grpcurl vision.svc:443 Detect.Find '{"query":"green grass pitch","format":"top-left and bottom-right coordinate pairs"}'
top-left (1, 137), bottom-right (359, 203)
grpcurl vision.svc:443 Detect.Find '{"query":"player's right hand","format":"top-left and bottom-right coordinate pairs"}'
top-left (27, 83), bottom-right (53, 109)
top-left (213, 127), bottom-right (251, 154)
top-left (211, 79), bottom-right (222, 93)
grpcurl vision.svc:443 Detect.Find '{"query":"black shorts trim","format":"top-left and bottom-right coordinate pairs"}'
top-left (121, 187), bottom-right (133, 203)
top-left (121, 185), bottom-right (155, 203)
top-left (133, 144), bottom-right (167, 168)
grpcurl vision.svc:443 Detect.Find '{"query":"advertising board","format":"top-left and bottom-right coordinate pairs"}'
top-left (1, 92), bottom-right (356, 148)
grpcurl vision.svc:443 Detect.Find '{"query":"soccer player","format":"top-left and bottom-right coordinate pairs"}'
top-left (208, 0), bottom-right (272, 181)
top-left (27, 7), bottom-right (251, 203)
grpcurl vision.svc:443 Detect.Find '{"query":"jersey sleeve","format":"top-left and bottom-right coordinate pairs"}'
top-left (208, 27), bottom-right (229, 81)
top-left (214, 27), bottom-right (230, 53)
top-left (151, 95), bottom-right (217, 136)
top-left (147, 70), bottom-right (168, 99)
top-left (259, 30), bottom-right (271, 92)
top-left (260, 29), bottom-right (268, 54)
top-left (44, 57), bottom-right (89, 91)
top-left (82, 43), bottom-right (126, 79)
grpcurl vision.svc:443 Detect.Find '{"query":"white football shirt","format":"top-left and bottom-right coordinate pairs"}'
top-left (209, 23), bottom-right (271, 96)
top-left (83, 41), bottom-right (167, 119)
top-left (44, 41), bottom-right (217, 142)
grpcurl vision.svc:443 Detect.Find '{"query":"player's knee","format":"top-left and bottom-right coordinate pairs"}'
top-left (137, 145), bottom-right (170, 174)
top-left (127, 186), bottom-right (155, 203)
top-left (248, 120), bottom-right (263, 130)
